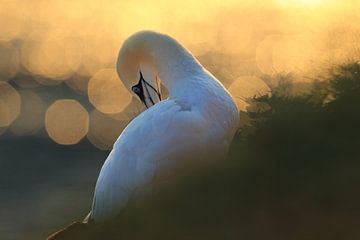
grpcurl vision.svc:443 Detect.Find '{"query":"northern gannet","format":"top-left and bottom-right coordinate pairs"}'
top-left (90, 31), bottom-right (239, 222)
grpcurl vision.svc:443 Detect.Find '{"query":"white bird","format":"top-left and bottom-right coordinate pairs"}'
top-left (89, 31), bottom-right (239, 222)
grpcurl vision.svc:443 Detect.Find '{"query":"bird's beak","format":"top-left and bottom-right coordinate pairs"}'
top-left (133, 71), bottom-right (162, 109)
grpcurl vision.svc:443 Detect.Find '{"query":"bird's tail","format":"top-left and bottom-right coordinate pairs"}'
top-left (46, 221), bottom-right (90, 240)
top-left (82, 211), bottom-right (93, 223)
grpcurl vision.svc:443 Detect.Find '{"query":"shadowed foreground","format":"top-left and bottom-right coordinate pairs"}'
top-left (46, 62), bottom-right (360, 240)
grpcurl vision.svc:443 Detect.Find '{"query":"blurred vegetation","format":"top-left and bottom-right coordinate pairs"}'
top-left (49, 62), bottom-right (360, 240)
top-left (1, 1), bottom-right (360, 239)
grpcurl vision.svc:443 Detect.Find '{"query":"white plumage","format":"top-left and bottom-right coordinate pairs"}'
top-left (90, 31), bottom-right (239, 222)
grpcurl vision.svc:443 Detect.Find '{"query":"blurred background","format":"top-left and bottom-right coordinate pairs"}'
top-left (0, 0), bottom-right (360, 239)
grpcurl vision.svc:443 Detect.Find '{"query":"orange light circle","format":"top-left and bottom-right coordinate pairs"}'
top-left (0, 81), bottom-right (21, 127)
top-left (228, 76), bottom-right (270, 112)
top-left (10, 90), bottom-right (45, 136)
top-left (88, 68), bottom-right (132, 114)
top-left (45, 99), bottom-right (89, 145)
top-left (0, 41), bottom-right (20, 81)
top-left (87, 109), bottom-right (128, 150)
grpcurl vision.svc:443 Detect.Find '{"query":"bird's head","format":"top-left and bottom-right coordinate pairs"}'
top-left (116, 32), bottom-right (162, 109)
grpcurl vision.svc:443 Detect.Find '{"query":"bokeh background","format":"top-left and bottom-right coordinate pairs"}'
top-left (0, 0), bottom-right (360, 239)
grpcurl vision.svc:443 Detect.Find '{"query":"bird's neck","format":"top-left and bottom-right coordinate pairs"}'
top-left (153, 47), bottom-right (231, 114)
top-left (147, 36), bottom-right (239, 142)
top-left (148, 39), bottom-right (204, 95)
top-left (146, 35), bottom-right (236, 118)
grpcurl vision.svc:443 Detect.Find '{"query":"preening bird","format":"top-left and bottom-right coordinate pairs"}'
top-left (89, 31), bottom-right (239, 222)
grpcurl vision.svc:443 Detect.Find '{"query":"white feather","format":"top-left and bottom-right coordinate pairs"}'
top-left (90, 31), bottom-right (239, 222)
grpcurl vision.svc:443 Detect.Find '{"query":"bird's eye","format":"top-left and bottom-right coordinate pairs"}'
top-left (132, 86), bottom-right (141, 94)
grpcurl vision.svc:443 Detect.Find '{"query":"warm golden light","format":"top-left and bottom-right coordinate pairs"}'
top-left (88, 68), bottom-right (132, 114)
top-left (87, 109), bottom-right (128, 150)
top-left (20, 39), bottom-right (43, 79)
top-left (45, 99), bottom-right (89, 145)
top-left (228, 76), bottom-right (270, 112)
top-left (65, 75), bottom-right (89, 94)
top-left (10, 90), bottom-right (45, 136)
top-left (0, 1), bottom-right (25, 41)
top-left (3, 0), bottom-right (359, 86)
top-left (256, 34), bottom-right (282, 75)
top-left (36, 38), bottom-right (77, 80)
top-left (277, 0), bottom-right (324, 8)
top-left (80, 37), bottom-right (119, 77)
top-left (0, 0), bottom-right (360, 146)
top-left (0, 41), bottom-right (20, 81)
top-left (0, 99), bottom-right (10, 130)
top-left (0, 82), bottom-right (20, 127)
top-left (272, 33), bottom-right (321, 74)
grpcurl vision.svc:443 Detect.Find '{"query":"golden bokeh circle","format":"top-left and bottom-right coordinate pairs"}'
top-left (88, 68), bottom-right (132, 114)
top-left (20, 37), bottom-right (81, 82)
top-left (37, 39), bottom-right (71, 80)
top-left (272, 33), bottom-right (321, 74)
top-left (10, 90), bottom-right (45, 136)
top-left (0, 2), bottom-right (24, 41)
top-left (0, 82), bottom-right (21, 127)
top-left (0, 41), bottom-right (20, 81)
top-left (87, 110), bottom-right (128, 150)
top-left (256, 34), bottom-right (282, 75)
top-left (80, 38), bottom-right (118, 76)
top-left (20, 38), bottom-right (42, 76)
top-left (0, 99), bottom-right (11, 130)
top-left (45, 99), bottom-right (89, 145)
top-left (65, 75), bottom-right (89, 94)
top-left (228, 76), bottom-right (270, 112)
top-left (217, 17), bottom-right (253, 54)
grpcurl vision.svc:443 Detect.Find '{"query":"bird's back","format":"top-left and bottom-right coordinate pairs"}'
top-left (91, 97), bottom-right (218, 221)
top-left (92, 38), bottom-right (239, 221)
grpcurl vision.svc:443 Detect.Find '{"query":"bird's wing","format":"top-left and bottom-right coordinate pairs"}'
top-left (91, 99), bottom-right (207, 221)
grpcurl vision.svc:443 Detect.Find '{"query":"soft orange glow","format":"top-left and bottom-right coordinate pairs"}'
top-left (272, 33), bottom-right (321, 74)
top-left (0, 0), bottom-right (360, 146)
top-left (277, 0), bottom-right (324, 8)
top-left (256, 34), bottom-right (282, 75)
top-left (1, 0), bottom-right (357, 84)
top-left (66, 75), bottom-right (89, 94)
top-left (10, 90), bottom-right (45, 136)
top-left (0, 99), bottom-right (10, 130)
top-left (36, 38), bottom-right (79, 80)
top-left (88, 68), bottom-right (132, 114)
top-left (0, 41), bottom-right (20, 81)
top-left (228, 76), bottom-right (270, 112)
top-left (45, 100), bottom-right (89, 145)
top-left (0, 82), bottom-right (20, 127)
top-left (87, 110), bottom-right (128, 150)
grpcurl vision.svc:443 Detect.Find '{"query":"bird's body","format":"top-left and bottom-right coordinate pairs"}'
top-left (90, 31), bottom-right (239, 222)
